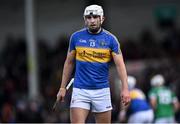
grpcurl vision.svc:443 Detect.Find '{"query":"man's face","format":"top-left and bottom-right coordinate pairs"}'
top-left (84, 15), bottom-right (104, 33)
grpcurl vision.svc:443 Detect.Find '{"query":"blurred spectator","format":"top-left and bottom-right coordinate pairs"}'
top-left (25, 99), bottom-right (43, 122)
top-left (16, 99), bottom-right (28, 122)
top-left (0, 103), bottom-right (15, 123)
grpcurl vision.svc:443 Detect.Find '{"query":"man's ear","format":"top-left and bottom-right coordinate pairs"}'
top-left (84, 19), bottom-right (88, 26)
top-left (101, 16), bottom-right (105, 24)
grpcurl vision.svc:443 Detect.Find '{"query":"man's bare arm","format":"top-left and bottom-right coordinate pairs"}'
top-left (112, 53), bottom-right (128, 89)
top-left (57, 51), bottom-right (75, 102)
top-left (150, 97), bottom-right (157, 110)
top-left (60, 51), bottom-right (75, 89)
top-left (112, 53), bottom-right (130, 106)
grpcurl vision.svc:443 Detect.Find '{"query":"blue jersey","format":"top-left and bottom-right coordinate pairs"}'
top-left (128, 88), bottom-right (151, 115)
top-left (69, 28), bottom-right (121, 89)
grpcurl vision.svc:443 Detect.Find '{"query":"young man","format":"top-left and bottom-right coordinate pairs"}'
top-left (148, 74), bottom-right (179, 123)
top-left (56, 5), bottom-right (130, 123)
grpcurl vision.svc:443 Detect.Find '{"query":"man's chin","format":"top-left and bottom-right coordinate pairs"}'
top-left (89, 27), bottom-right (100, 33)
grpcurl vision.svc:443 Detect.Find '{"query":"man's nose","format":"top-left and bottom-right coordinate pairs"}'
top-left (89, 17), bottom-right (95, 22)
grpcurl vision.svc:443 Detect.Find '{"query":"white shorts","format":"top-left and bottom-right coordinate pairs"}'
top-left (155, 116), bottom-right (175, 123)
top-left (70, 87), bottom-right (112, 113)
top-left (128, 109), bottom-right (154, 123)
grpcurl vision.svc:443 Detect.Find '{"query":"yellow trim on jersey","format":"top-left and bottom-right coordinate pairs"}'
top-left (76, 47), bottom-right (111, 63)
top-left (130, 90), bottom-right (145, 100)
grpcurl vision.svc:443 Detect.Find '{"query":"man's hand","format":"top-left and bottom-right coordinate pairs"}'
top-left (52, 88), bottom-right (67, 111)
top-left (56, 88), bottom-right (66, 102)
top-left (120, 88), bottom-right (131, 109)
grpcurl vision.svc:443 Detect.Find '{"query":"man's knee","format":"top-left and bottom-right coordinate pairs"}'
top-left (94, 110), bottom-right (112, 123)
top-left (70, 108), bottom-right (89, 123)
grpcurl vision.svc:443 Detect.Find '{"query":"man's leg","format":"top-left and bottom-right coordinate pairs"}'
top-left (70, 108), bottom-right (89, 123)
top-left (91, 88), bottom-right (112, 123)
top-left (94, 110), bottom-right (111, 123)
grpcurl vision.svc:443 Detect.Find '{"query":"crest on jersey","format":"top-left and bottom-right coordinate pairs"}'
top-left (99, 40), bottom-right (107, 47)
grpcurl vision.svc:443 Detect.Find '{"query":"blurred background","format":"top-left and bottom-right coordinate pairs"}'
top-left (0, 0), bottom-right (180, 123)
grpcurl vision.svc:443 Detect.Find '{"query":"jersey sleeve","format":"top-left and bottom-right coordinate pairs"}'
top-left (68, 34), bottom-right (76, 52)
top-left (148, 89), bottom-right (157, 99)
top-left (110, 35), bottom-right (121, 55)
